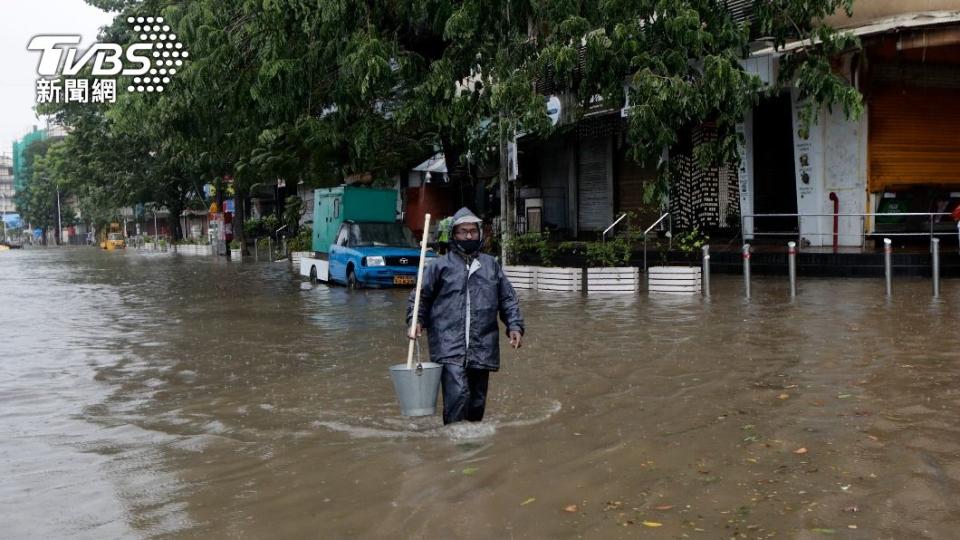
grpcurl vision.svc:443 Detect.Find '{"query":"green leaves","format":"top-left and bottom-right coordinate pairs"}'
top-left (41, 0), bottom-right (860, 237)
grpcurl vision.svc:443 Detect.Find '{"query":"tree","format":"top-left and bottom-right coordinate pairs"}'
top-left (14, 139), bottom-right (59, 243)
top-left (46, 0), bottom-right (862, 247)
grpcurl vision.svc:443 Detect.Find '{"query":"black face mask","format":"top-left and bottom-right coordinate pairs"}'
top-left (454, 238), bottom-right (482, 254)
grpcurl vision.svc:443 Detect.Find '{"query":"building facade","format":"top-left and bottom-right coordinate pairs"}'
top-left (740, 4), bottom-right (960, 247)
top-left (0, 154), bottom-right (14, 215)
top-left (12, 126), bottom-right (48, 193)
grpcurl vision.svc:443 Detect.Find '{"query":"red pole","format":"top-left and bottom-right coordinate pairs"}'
top-left (829, 192), bottom-right (839, 253)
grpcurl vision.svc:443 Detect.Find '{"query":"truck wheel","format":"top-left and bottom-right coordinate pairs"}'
top-left (347, 268), bottom-right (359, 289)
top-left (309, 266), bottom-right (318, 284)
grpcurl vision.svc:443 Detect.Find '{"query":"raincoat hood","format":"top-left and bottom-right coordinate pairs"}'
top-left (449, 207), bottom-right (483, 255)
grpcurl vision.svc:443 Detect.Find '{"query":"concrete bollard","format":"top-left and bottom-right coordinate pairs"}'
top-left (884, 238), bottom-right (893, 297)
top-left (787, 241), bottom-right (797, 298)
top-left (742, 243), bottom-right (751, 299)
top-left (932, 238), bottom-right (940, 298)
top-left (702, 245), bottom-right (710, 298)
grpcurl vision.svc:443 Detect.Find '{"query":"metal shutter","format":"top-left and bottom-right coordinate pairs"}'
top-left (869, 84), bottom-right (960, 191)
top-left (539, 140), bottom-right (569, 230)
top-left (578, 137), bottom-right (613, 232)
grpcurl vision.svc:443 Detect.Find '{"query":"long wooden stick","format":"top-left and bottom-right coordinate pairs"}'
top-left (406, 214), bottom-right (431, 369)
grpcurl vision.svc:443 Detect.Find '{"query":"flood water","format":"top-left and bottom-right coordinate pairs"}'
top-left (2, 247), bottom-right (960, 539)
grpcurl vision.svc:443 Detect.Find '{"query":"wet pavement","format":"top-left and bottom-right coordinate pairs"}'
top-left (2, 247), bottom-right (960, 539)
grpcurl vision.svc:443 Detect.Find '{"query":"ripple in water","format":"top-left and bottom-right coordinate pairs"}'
top-left (312, 398), bottom-right (562, 440)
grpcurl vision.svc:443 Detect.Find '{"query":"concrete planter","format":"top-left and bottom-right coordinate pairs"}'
top-left (176, 244), bottom-right (213, 256)
top-left (647, 266), bottom-right (702, 294)
top-left (230, 248), bottom-right (242, 261)
top-left (142, 242), bottom-right (169, 252)
top-left (586, 267), bottom-right (640, 293)
top-left (504, 266), bottom-right (581, 292)
top-left (505, 265), bottom-right (640, 293)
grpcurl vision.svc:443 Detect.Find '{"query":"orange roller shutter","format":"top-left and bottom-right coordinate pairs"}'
top-left (868, 84), bottom-right (960, 192)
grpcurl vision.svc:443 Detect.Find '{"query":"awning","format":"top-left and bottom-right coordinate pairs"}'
top-left (751, 11), bottom-right (960, 57)
top-left (412, 153), bottom-right (447, 174)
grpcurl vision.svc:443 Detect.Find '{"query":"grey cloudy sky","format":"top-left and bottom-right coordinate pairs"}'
top-left (0, 0), bottom-right (114, 156)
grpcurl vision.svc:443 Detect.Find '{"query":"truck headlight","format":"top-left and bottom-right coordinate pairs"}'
top-left (365, 256), bottom-right (386, 266)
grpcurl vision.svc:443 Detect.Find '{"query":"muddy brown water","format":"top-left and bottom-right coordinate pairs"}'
top-left (2, 247), bottom-right (960, 539)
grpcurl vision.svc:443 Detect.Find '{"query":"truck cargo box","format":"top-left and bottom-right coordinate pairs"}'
top-left (312, 186), bottom-right (398, 254)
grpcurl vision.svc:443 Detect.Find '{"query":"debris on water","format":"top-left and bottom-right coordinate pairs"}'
top-left (641, 520), bottom-right (663, 527)
top-left (563, 504), bottom-right (578, 513)
top-left (520, 497), bottom-right (536, 506)
top-left (299, 282), bottom-right (312, 290)
top-left (461, 467), bottom-right (478, 476)
top-left (793, 447), bottom-right (808, 454)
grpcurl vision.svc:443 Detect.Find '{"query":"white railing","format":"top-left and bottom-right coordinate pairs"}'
top-left (642, 212), bottom-right (672, 273)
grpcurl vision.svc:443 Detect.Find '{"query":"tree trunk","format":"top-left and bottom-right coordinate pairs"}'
top-left (168, 200), bottom-right (183, 241)
top-left (440, 135), bottom-right (475, 209)
top-left (235, 194), bottom-right (246, 254)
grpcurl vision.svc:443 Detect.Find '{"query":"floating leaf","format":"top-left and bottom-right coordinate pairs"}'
top-left (778, 393), bottom-right (790, 400)
top-left (811, 528), bottom-right (836, 534)
top-left (837, 394), bottom-right (853, 399)
top-left (654, 504), bottom-right (673, 511)
top-left (794, 447), bottom-right (808, 454)
top-left (642, 521), bottom-right (663, 527)
top-left (563, 504), bottom-right (578, 513)
top-left (521, 497), bottom-right (536, 506)
top-left (461, 467), bottom-right (478, 475)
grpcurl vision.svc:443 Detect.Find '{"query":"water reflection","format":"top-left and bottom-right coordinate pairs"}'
top-left (2, 248), bottom-right (960, 538)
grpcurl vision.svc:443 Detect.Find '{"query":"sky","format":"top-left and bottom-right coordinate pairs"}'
top-left (0, 0), bottom-right (115, 157)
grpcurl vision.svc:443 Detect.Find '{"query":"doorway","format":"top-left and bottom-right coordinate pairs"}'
top-left (752, 93), bottom-right (798, 234)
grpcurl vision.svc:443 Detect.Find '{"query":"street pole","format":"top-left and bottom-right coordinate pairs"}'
top-left (742, 243), bottom-right (751, 299)
top-left (788, 241), bottom-right (797, 298)
top-left (701, 245), bottom-right (710, 298)
top-left (932, 238), bottom-right (940, 298)
top-left (499, 112), bottom-right (510, 264)
top-left (154, 207), bottom-right (158, 250)
top-left (884, 238), bottom-right (893, 297)
top-left (56, 186), bottom-right (62, 246)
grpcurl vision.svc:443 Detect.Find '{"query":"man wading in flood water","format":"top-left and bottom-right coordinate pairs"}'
top-left (407, 207), bottom-right (525, 425)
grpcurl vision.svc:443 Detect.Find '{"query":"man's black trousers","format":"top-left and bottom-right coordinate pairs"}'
top-left (440, 363), bottom-right (490, 425)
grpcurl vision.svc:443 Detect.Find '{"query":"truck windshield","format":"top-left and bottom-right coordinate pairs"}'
top-left (351, 223), bottom-right (416, 247)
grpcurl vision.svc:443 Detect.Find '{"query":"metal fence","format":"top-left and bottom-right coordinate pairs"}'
top-left (740, 212), bottom-right (958, 247)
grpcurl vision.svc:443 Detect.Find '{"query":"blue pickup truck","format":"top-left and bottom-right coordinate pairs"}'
top-left (299, 186), bottom-right (435, 288)
top-left (328, 220), bottom-right (434, 288)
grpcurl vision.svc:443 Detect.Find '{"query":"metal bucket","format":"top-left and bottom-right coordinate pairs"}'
top-left (389, 362), bottom-right (442, 416)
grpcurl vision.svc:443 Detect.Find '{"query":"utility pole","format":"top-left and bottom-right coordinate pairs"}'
top-left (498, 113), bottom-right (515, 264)
top-left (56, 185), bottom-right (62, 246)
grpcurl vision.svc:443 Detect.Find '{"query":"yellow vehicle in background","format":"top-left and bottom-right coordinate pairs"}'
top-left (100, 223), bottom-right (125, 250)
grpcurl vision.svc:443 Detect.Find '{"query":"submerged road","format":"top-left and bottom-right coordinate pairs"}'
top-left (2, 247), bottom-right (959, 538)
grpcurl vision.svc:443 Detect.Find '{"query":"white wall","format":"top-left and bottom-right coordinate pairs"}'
top-left (790, 91), bottom-right (867, 247)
